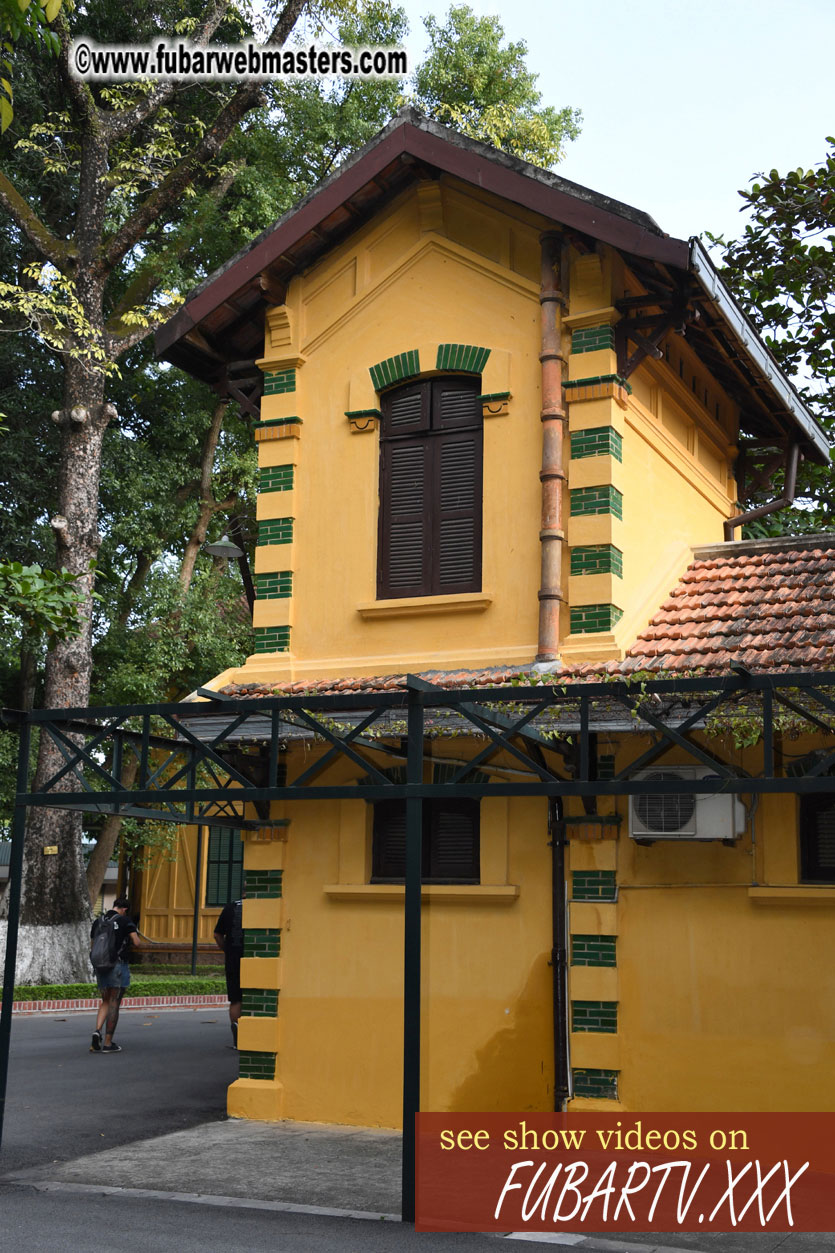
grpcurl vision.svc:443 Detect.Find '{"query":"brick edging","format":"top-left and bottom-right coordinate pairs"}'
top-left (5, 994), bottom-right (228, 1016)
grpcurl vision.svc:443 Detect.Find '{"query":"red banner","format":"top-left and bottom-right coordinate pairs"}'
top-left (415, 1113), bottom-right (835, 1233)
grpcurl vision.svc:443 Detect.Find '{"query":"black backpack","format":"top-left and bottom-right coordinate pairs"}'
top-left (90, 914), bottom-right (120, 970)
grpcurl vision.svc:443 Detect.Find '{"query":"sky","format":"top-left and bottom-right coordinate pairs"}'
top-left (398, 0), bottom-right (835, 248)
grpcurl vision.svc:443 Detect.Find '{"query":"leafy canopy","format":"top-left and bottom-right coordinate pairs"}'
top-left (711, 140), bottom-right (835, 534)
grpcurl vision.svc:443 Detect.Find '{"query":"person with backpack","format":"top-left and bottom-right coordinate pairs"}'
top-left (213, 898), bottom-right (243, 1047)
top-left (90, 895), bottom-right (139, 1054)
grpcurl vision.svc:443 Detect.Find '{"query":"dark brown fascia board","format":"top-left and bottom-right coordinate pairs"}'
top-left (156, 112), bottom-right (690, 362)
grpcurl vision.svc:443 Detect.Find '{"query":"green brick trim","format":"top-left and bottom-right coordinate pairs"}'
top-left (254, 416), bottom-right (302, 429)
top-left (257, 517), bottom-right (294, 546)
top-left (570, 545), bottom-right (623, 578)
top-left (344, 408), bottom-right (382, 420)
top-left (254, 626), bottom-right (291, 654)
top-left (570, 427), bottom-right (623, 463)
top-left (570, 603), bottom-right (623, 635)
top-left (259, 464), bottom-right (294, 493)
top-left (564, 374), bottom-right (632, 394)
top-left (244, 869), bottom-right (283, 899)
top-left (572, 870), bottom-right (616, 901)
top-left (573, 1068), bottom-right (619, 1100)
top-left (477, 392), bottom-right (510, 403)
top-left (597, 754), bottom-right (616, 780)
top-left (572, 1000), bottom-right (618, 1033)
top-left (369, 350), bottom-right (420, 391)
top-left (238, 1050), bottom-right (277, 1080)
top-left (571, 325), bottom-right (615, 355)
top-left (241, 988), bottom-right (280, 1018)
top-left (436, 343), bottom-right (491, 374)
top-left (263, 369), bottom-right (296, 396)
top-left (569, 485), bottom-right (623, 520)
top-left (243, 928), bottom-right (281, 958)
top-left (255, 571), bottom-right (292, 600)
top-left (571, 934), bottom-right (617, 967)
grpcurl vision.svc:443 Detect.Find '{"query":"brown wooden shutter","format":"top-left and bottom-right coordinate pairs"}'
top-left (433, 429), bottom-right (482, 593)
top-left (381, 380), bottom-right (430, 436)
top-left (428, 800), bottom-right (480, 881)
top-left (378, 438), bottom-right (430, 597)
top-left (800, 796), bottom-right (835, 882)
top-left (372, 801), bottom-right (408, 880)
top-left (432, 377), bottom-right (481, 429)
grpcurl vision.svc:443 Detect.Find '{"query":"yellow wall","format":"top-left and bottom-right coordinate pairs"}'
top-left (198, 176), bottom-right (835, 1127)
top-left (209, 175), bottom-right (739, 690)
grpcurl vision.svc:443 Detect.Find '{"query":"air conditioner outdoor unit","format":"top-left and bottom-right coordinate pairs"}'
top-left (628, 767), bottom-right (747, 841)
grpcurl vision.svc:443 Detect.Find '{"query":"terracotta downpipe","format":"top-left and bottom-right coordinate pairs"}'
top-left (723, 442), bottom-right (801, 541)
top-left (536, 231), bottom-right (567, 662)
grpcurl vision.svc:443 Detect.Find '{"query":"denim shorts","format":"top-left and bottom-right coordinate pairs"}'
top-left (96, 960), bottom-right (130, 992)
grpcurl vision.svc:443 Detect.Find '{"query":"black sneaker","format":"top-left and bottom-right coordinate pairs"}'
top-left (102, 1043), bottom-right (121, 1053)
top-left (90, 1030), bottom-right (102, 1053)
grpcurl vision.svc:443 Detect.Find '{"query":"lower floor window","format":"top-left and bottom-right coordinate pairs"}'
top-left (372, 798), bottom-right (480, 883)
top-left (799, 795), bottom-right (835, 883)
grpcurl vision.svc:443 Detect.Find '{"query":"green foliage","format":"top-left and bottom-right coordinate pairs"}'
top-left (710, 140), bottom-right (835, 533)
top-left (0, 0), bottom-right (61, 133)
top-left (411, 5), bottom-right (581, 167)
top-left (0, 559), bottom-right (85, 636)
top-left (8, 974), bottom-right (225, 1000)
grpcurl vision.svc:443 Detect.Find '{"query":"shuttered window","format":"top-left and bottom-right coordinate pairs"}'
top-left (800, 796), bottom-right (835, 883)
top-left (371, 799), bottom-right (480, 883)
top-left (205, 826), bottom-right (244, 906)
top-left (378, 377), bottom-right (483, 598)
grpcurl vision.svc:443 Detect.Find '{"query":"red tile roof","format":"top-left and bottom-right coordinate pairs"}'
top-left (218, 536), bottom-right (835, 698)
top-left (619, 535), bottom-right (835, 674)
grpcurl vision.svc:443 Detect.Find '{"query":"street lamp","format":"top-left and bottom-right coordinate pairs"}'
top-left (202, 516), bottom-right (254, 611)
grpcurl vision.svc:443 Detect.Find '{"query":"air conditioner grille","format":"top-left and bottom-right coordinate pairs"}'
top-left (634, 773), bottom-right (696, 832)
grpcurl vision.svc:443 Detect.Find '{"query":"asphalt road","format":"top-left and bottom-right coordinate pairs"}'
top-left (0, 1007), bottom-right (235, 1173)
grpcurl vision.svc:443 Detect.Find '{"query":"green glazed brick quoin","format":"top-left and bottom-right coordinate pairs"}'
top-left (564, 374), bottom-right (632, 394)
top-left (571, 325), bottom-right (615, 355)
top-left (435, 343), bottom-right (491, 374)
top-left (570, 603), bottom-right (624, 635)
top-left (572, 1068), bottom-right (619, 1100)
top-left (569, 485), bottom-right (623, 520)
top-left (570, 427), bottom-right (623, 463)
top-left (571, 934), bottom-right (617, 967)
top-left (255, 571), bottom-right (293, 600)
top-left (243, 928), bottom-right (281, 958)
top-left (241, 988), bottom-right (280, 1018)
top-left (369, 350), bottom-right (420, 391)
top-left (257, 517), bottom-right (294, 546)
top-left (259, 464), bottom-right (294, 493)
top-left (572, 870), bottom-right (617, 901)
top-left (254, 626), bottom-right (291, 655)
top-left (244, 869), bottom-right (283, 899)
top-left (572, 1000), bottom-right (618, 1034)
top-left (570, 545), bottom-right (623, 578)
top-left (263, 369), bottom-right (296, 396)
top-left (238, 1050), bottom-right (277, 1080)
top-left (597, 754), bottom-right (616, 780)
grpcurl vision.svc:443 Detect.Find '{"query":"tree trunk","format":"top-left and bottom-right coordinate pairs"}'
top-left (86, 757), bottom-right (138, 906)
top-left (0, 352), bottom-right (116, 983)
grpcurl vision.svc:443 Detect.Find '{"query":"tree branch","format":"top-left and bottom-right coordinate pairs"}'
top-left (100, 0), bottom-right (309, 273)
top-left (102, 0), bottom-right (235, 142)
top-left (105, 164), bottom-right (239, 329)
top-left (55, 9), bottom-right (102, 135)
top-left (0, 170), bottom-right (72, 268)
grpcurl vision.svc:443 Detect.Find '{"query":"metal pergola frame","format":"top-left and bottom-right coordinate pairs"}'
top-left (3, 668), bottom-right (835, 1221)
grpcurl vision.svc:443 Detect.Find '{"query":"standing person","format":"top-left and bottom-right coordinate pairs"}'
top-left (214, 898), bottom-right (243, 1047)
top-left (90, 895), bottom-right (139, 1054)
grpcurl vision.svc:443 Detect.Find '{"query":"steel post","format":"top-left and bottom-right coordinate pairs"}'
top-left (0, 718), bottom-right (31, 1153)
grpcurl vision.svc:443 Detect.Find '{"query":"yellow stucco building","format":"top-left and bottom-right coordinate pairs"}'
top-left (151, 111), bottom-right (835, 1125)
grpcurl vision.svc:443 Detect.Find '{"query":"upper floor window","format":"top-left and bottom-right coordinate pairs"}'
top-left (377, 376), bottom-right (483, 599)
top-left (799, 795), bottom-right (835, 883)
